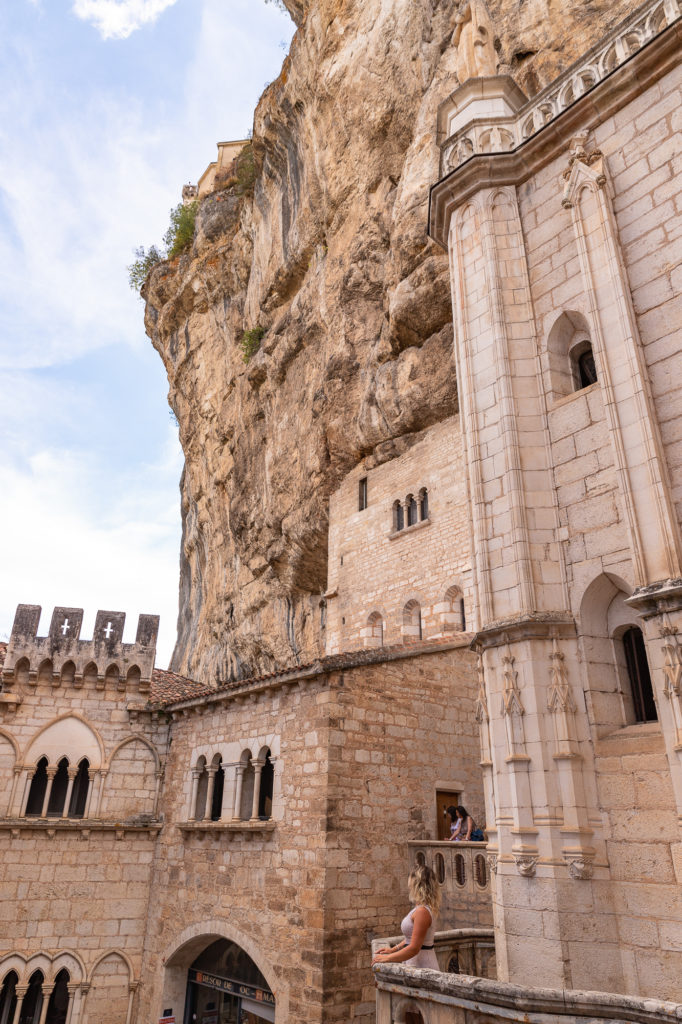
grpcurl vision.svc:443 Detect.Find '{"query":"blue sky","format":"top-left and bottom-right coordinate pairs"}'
top-left (0, 0), bottom-right (294, 667)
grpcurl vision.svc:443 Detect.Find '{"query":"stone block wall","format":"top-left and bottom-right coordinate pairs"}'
top-left (325, 416), bottom-right (473, 655)
top-left (138, 641), bottom-right (481, 1024)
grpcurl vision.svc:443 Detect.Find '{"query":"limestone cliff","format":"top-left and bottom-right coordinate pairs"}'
top-left (143, 0), bottom-right (641, 684)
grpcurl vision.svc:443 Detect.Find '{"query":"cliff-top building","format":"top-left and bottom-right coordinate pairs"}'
top-left (2, 0), bottom-right (682, 1021)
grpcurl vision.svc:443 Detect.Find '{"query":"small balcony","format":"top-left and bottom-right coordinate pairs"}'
top-left (371, 928), bottom-right (496, 980)
top-left (408, 840), bottom-right (493, 930)
top-left (374, 964), bottom-right (682, 1024)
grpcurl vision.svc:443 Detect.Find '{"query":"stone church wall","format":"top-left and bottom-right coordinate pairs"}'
top-left (325, 416), bottom-right (473, 655)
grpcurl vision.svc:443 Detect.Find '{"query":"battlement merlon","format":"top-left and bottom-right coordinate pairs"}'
top-left (2, 604), bottom-right (159, 693)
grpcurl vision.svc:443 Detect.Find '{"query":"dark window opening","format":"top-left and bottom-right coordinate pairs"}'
top-left (407, 495), bottom-right (418, 527)
top-left (210, 760), bottom-right (225, 821)
top-left (258, 749), bottom-right (274, 819)
top-left (419, 489), bottom-right (429, 521)
top-left (574, 345), bottom-right (598, 390)
top-left (460, 598), bottom-right (467, 632)
top-left (0, 971), bottom-right (18, 1024)
top-left (45, 969), bottom-right (70, 1024)
top-left (623, 626), bottom-right (657, 722)
top-left (394, 501), bottom-right (404, 532)
top-left (69, 760), bottom-right (90, 818)
top-left (358, 477), bottom-right (368, 511)
top-left (26, 758), bottom-right (48, 817)
top-left (47, 758), bottom-right (69, 817)
top-left (19, 972), bottom-right (44, 1024)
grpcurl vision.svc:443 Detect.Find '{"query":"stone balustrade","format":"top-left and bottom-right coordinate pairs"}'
top-left (371, 928), bottom-right (496, 980)
top-left (438, 0), bottom-right (682, 177)
top-left (408, 841), bottom-right (493, 930)
top-left (374, 965), bottom-right (682, 1024)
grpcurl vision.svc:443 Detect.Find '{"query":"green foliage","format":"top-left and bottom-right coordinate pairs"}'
top-left (128, 200), bottom-right (199, 293)
top-left (127, 245), bottom-right (163, 292)
top-left (264, 0), bottom-right (288, 11)
top-left (235, 143), bottom-right (256, 196)
top-left (163, 200), bottom-right (198, 259)
top-left (241, 326), bottom-right (265, 363)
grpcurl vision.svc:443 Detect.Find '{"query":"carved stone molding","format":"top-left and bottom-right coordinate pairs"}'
top-left (486, 853), bottom-right (498, 875)
top-left (561, 133), bottom-right (607, 208)
top-left (565, 855), bottom-right (594, 880)
top-left (514, 855), bottom-right (537, 877)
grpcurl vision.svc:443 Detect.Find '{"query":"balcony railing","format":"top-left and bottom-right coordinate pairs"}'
top-left (408, 841), bottom-right (493, 930)
top-left (374, 964), bottom-right (682, 1024)
top-left (371, 928), bottom-right (496, 980)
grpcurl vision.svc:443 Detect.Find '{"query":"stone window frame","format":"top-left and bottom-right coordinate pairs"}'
top-left (186, 742), bottom-right (279, 829)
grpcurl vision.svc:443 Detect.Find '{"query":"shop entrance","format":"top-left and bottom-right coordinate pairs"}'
top-left (183, 939), bottom-right (275, 1024)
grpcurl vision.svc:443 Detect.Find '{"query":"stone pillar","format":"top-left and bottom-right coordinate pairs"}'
top-left (7, 765), bottom-right (22, 818)
top-left (125, 982), bottom-right (138, 1024)
top-left (18, 769), bottom-right (33, 817)
top-left (205, 767), bottom-right (218, 820)
top-left (221, 764), bottom-right (238, 823)
top-left (10, 986), bottom-right (28, 1024)
top-left (83, 769), bottom-right (98, 819)
top-left (232, 765), bottom-right (245, 821)
top-left (62, 769), bottom-right (77, 819)
top-left (64, 984), bottom-right (81, 1024)
top-left (250, 761), bottom-right (264, 821)
top-left (447, 181), bottom-right (611, 990)
top-left (153, 768), bottom-right (164, 819)
top-left (188, 768), bottom-right (201, 821)
top-left (94, 769), bottom-right (108, 818)
top-left (41, 767), bottom-right (58, 818)
top-left (37, 985), bottom-right (54, 1024)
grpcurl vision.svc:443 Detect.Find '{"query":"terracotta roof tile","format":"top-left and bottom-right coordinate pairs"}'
top-left (150, 666), bottom-right (212, 704)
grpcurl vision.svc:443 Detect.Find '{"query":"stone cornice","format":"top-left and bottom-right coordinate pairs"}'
top-left (428, 7), bottom-right (682, 249)
top-left (472, 613), bottom-right (577, 651)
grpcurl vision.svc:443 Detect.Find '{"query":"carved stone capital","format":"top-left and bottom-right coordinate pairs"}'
top-left (514, 855), bottom-right (537, 877)
top-left (565, 854), bottom-right (594, 880)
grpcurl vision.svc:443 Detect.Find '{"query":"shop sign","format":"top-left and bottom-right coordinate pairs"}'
top-left (189, 969), bottom-right (276, 1006)
top-left (158, 1017), bottom-right (175, 1023)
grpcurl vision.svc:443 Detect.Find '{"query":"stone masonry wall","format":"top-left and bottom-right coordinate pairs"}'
top-left (325, 416), bottom-right (473, 654)
top-left (0, 670), bottom-right (169, 1018)
top-left (138, 641), bottom-right (483, 1024)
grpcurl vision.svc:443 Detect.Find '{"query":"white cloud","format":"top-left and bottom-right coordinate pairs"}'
top-left (71, 0), bottom-right (179, 39)
top-left (0, 433), bottom-right (183, 667)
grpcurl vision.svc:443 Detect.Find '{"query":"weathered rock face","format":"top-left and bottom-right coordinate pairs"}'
top-left (144, 0), bottom-right (640, 684)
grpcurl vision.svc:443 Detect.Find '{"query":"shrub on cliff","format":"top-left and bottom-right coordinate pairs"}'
top-left (127, 245), bottom-right (163, 292)
top-left (128, 200), bottom-right (199, 292)
top-left (241, 326), bottom-right (265, 362)
top-left (164, 200), bottom-right (198, 259)
top-left (234, 143), bottom-right (256, 196)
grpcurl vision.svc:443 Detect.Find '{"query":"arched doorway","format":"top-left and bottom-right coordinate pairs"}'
top-left (182, 939), bottom-right (275, 1024)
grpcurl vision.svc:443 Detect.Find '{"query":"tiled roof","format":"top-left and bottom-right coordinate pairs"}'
top-left (150, 666), bottom-right (212, 704)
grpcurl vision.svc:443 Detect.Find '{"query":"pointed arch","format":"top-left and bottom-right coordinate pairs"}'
top-left (86, 948), bottom-right (134, 985)
top-left (0, 728), bottom-right (19, 763)
top-left (106, 734), bottom-right (160, 772)
top-left (21, 714), bottom-right (104, 770)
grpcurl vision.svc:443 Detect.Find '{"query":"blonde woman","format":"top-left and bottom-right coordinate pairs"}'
top-left (371, 864), bottom-right (441, 970)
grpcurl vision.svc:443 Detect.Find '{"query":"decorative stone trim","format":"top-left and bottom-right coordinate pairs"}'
top-left (564, 854), bottom-right (595, 880)
top-left (438, 0), bottom-right (680, 179)
top-left (0, 819), bottom-right (162, 837)
top-left (514, 854), bottom-right (538, 877)
top-left (387, 517), bottom-right (431, 541)
top-left (429, 4), bottom-right (682, 247)
top-left (177, 820), bottom-right (276, 835)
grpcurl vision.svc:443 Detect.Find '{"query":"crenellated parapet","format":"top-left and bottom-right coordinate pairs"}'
top-left (1, 604), bottom-right (159, 698)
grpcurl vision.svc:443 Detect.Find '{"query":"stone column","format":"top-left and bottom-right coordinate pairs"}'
top-left (83, 769), bottom-right (97, 819)
top-left (447, 182), bottom-right (610, 990)
top-left (124, 982), bottom-right (138, 1024)
top-left (37, 985), bottom-right (54, 1024)
top-left (188, 768), bottom-right (201, 821)
top-left (18, 769), bottom-right (33, 817)
top-left (250, 761), bottom-right (264, 821)
top-left (41, 767), bottom-right (58, 818)
top-left (94, 769), bottom-right (109, 818)
top-left (221, 764), bottom-right (238, 823)
top-left (153, 768), bottom-right (164, 819)
top-left (64, 984), bottom-right (81, 1024)
top-left (62, 769), bottom-right (77, 819)
top-left (232, 765), bottom-right (245, 821)
top-left (205, 767), bottom-right (218, 820)
top-left (10, 986), bottom-right (28, 1024)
